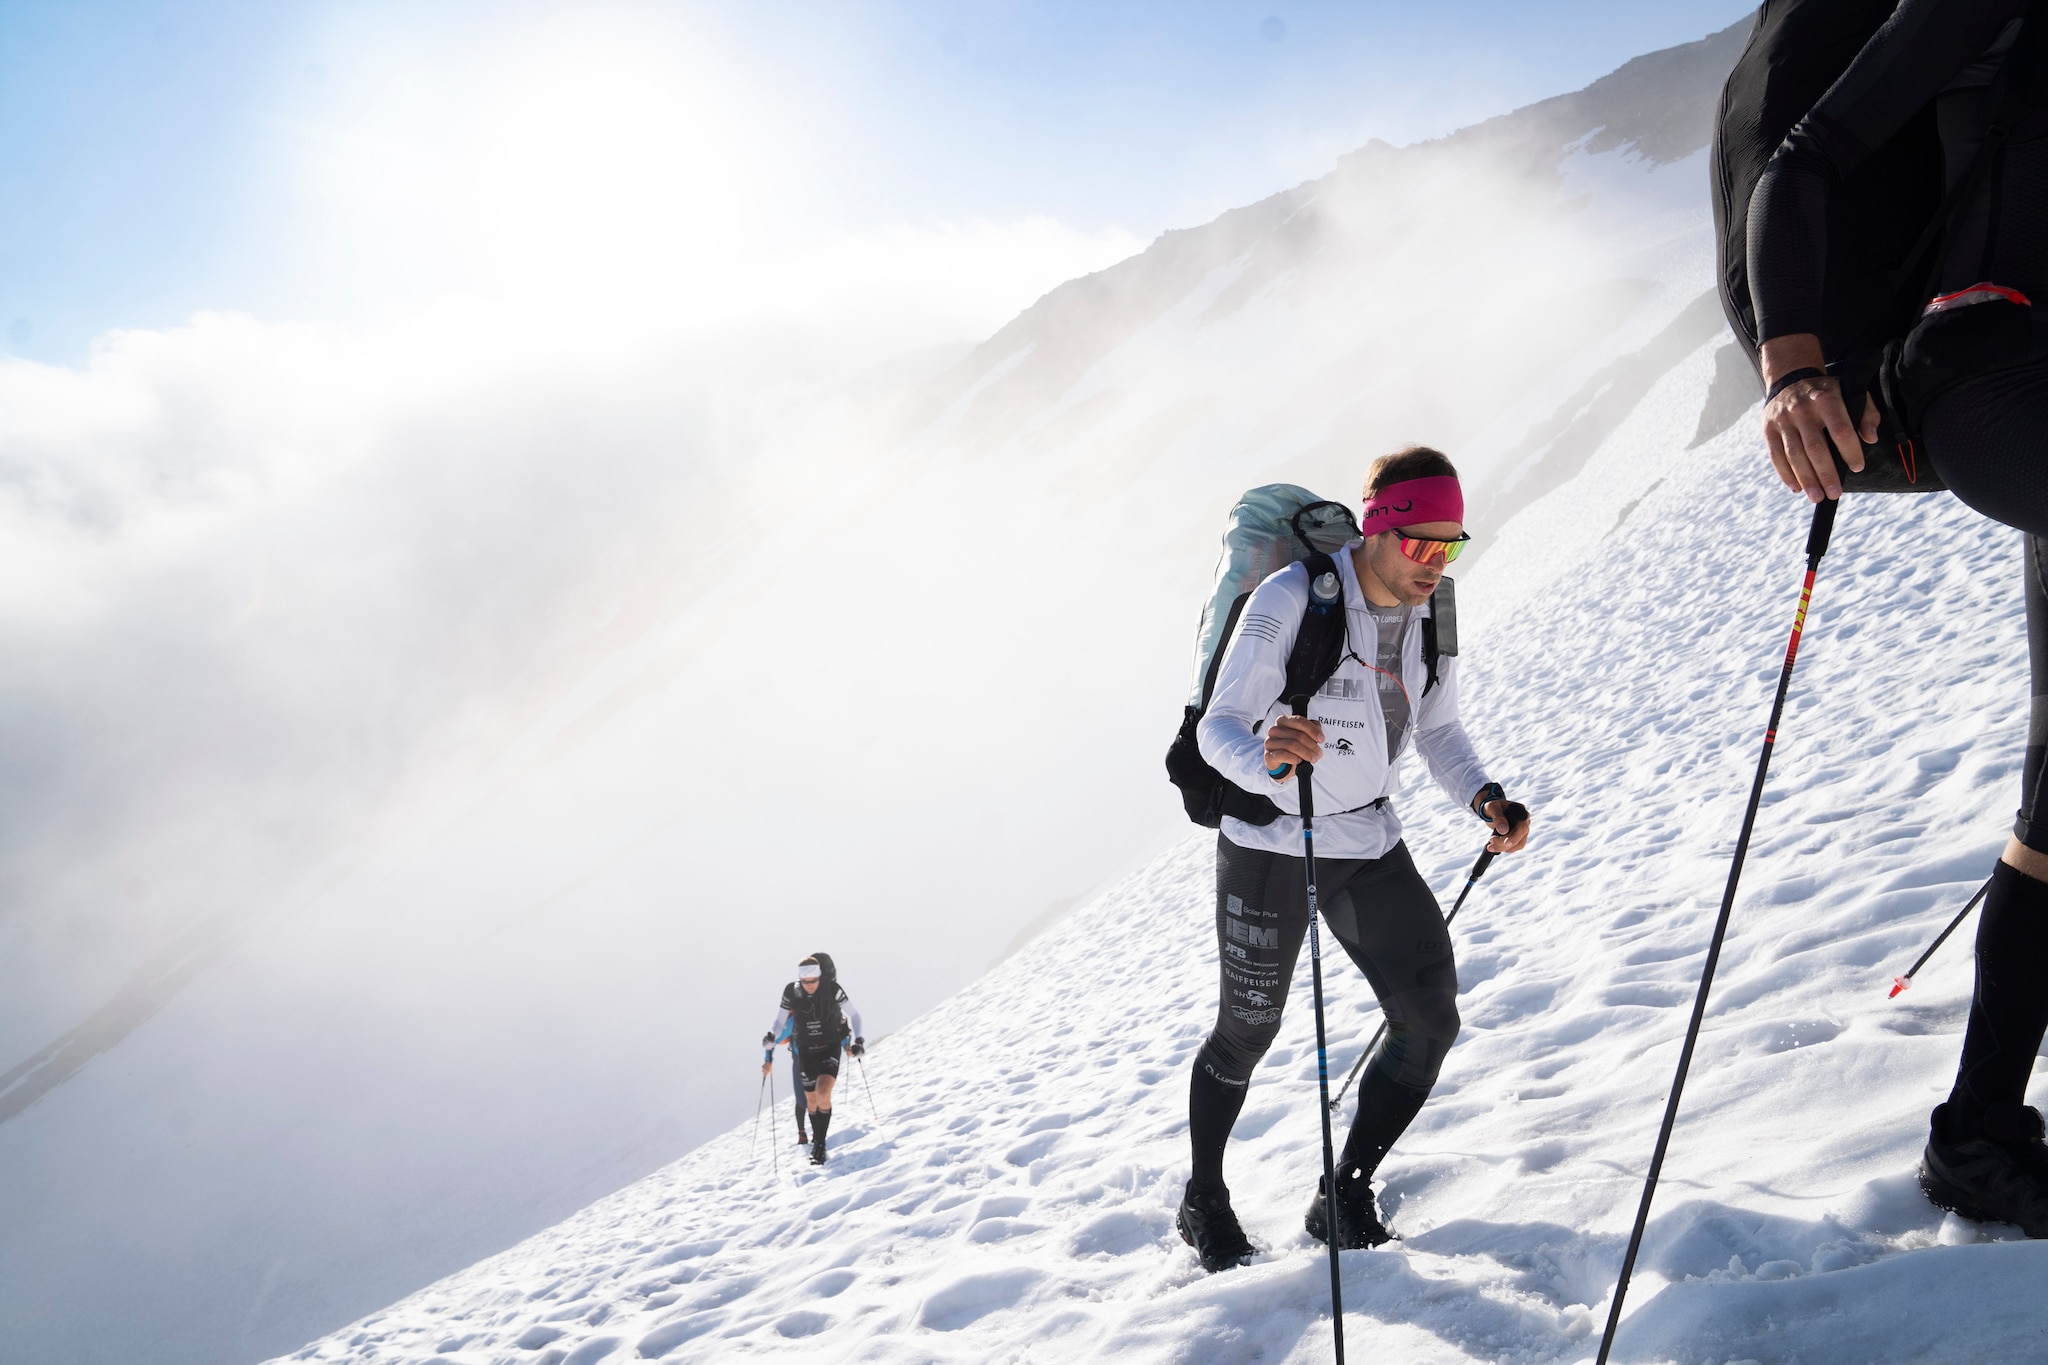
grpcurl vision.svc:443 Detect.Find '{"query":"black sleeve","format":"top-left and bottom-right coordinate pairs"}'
top-left (780, 983), bottom-right (797, 1010)
top-left (1749, 0), bottom-right (2022, 343)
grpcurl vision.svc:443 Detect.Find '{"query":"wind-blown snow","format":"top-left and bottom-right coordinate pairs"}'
top-left (275, 316), bottom-right (2048, 1360)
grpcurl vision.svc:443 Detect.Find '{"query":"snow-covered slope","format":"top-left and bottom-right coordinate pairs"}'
top-left (272, 231), bottom-right (2048, 1365)
top-left (26, 17), bottom-right (1990, 1365)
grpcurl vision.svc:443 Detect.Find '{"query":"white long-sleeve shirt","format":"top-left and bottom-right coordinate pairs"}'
top-left (1196, 541), bottom-right (1492, 860)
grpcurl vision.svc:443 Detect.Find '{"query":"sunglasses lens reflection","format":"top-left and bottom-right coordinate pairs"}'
top-left (1398, 535), bottom-right (1465, 566)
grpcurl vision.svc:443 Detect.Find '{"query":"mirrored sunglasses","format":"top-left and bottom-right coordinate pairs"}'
top-left (1396, 531), bottom-right (1470, 567)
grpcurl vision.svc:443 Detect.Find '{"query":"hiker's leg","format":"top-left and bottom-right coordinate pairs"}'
top-left (1187, 835), bottom-right (1312, 1194)
top-left (1948, 536), bottom-right (2048, 1123)
top-left (1320, 841), bottom-right (1458, 1176)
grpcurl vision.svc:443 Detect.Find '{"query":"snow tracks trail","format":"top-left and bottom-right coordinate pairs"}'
top-left (278, 420), bottom-right (2048, 1361)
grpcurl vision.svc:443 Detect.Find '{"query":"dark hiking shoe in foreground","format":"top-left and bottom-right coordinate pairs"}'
top-left (1178, 1184), bottom-right (1255, 1272)
top-left (809, 1138), bottom-right (827, 1165)
top-left (1304, 1164), bottom-right (1391, 1249)
top-left (1920, 1102), bottom-right (2048, 1237)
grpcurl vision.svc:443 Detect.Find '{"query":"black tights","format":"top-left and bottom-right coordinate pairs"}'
top-left (1188, 836), bottom-right (1457, 1194)
top-left (1950, 861), bottom-right (2048, 1129)
top-left (1921, 419), bottom-right (2048, 1130)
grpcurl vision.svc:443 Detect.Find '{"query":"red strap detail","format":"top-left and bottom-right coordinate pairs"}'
top-left (1926, 282), bottom-right (2033, 312)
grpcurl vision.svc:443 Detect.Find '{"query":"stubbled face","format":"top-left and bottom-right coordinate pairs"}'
top-left (1362, 519), bottom-right (1462, 606)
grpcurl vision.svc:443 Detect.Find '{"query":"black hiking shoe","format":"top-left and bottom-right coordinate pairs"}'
top-left (1920, 1103), bottom-right (2048, 1237)
top-left (1304, 1164), bottom-right (1391, 1249)
top-left (810, 1135), bottom-right (827, 1165)
top-left (1177, 1184), bottom-right (1254, 1272)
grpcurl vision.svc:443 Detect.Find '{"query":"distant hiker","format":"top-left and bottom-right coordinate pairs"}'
top-left (1745, 0), bottom-right (2048, 1237)
top-left (761, 954), bottom-right (864, 1165)
top-left (1178, 446), bottom-right (1531, 1271)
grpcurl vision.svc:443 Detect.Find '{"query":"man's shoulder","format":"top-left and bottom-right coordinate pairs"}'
top-left (1243, 559), bottom-right (1312, 617)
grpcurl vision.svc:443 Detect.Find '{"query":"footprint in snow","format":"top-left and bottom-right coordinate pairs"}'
top-left (916, 1266), bottom-right (1046, 1331)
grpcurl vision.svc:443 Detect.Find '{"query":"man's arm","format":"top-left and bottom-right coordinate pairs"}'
top-left (1412, 656), bottom-right (1531, 851)
top-left (761, 1009), bottom-right (792, 1075)
top-left (1196, 565), bottom-right (1311, 792)
top-left (842, 996), bottom-right (864, 1045)
top-left (1411, 655), bottom-right (1490, 813)
top-left (1750, 0), bottom-right (2020, 498)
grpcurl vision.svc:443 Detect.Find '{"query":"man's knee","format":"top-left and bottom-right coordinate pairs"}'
top-left (1416, 991), bottom-right (1460, 1050)
top-left (1382, 989), bottom-right (1460, 1088)
top-left (1196, 1023), bottom-right (1277, 1088)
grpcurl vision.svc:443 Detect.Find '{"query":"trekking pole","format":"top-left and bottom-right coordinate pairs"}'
top-left (1330, 847), bottom-right (1497, 1114)
top-left (1889, 876), bottom-right (1993, 997)
top-left (1291, 698), bottom-right (1347, 1364)
top-left (769, 1054), bottom-right (784, 1180)
top-left (751, 1064), bottom-right (770, 1161)
top-left (1594, 495), bottom-right (1839, 1365)
top-left (856, 1054), bottom-right (885, 1122)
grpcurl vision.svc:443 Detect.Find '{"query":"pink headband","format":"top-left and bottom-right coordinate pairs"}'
top-left (1360, 475), bottom-right (1463, 534)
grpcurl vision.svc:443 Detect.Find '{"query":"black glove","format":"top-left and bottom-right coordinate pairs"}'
top-left (761, 1032), bottom-right (775, 1049)
top-left (849, 1039), bottom-right (865, 1058)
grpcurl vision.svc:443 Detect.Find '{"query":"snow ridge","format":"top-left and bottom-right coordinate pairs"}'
top-left (283, 378), bottom-right (2048, 1362)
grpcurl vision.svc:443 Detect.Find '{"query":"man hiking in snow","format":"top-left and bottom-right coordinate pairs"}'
top-left (1745, 0), bottom-right (2048, 1239)
top-left (761, 954), bottom-right (865, 1166)
top-left (1179, 445), bottom-right (1531, 1272)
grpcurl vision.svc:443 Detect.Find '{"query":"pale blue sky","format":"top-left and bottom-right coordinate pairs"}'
top-left (0, 0), bottom-right (1754, 361)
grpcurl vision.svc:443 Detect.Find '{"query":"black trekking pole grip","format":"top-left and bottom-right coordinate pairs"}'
top-left (1593, 494), bottom-right (1838, 1365)
top-left (1805, 492), bottom-right (1840, 567)
top-left (1269, 694), bottom-right (1317, 781)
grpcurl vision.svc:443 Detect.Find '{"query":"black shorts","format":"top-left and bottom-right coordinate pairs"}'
top-left (795, 1050), bottom-right (841, 1091)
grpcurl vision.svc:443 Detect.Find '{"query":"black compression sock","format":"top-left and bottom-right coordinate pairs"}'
top-left (1339, 1063), bottom-right (1431, 1177)
top-left (1948, 860), bottom-right (2048, 1131)
top-left (1187, 1056), bottom-right (1249, 1196)
top-left (813, 1108), bottom-right (832, 1143)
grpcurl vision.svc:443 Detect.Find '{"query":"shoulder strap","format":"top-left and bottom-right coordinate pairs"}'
top-left (1282, 552), bottom-right (1349, 709)
top-left (1887, 14), bottom-right (2043, 307)
top-left (1422, 576), bottom-right (1458, 696)
top-left (1195, 591), bottom-right (1254, 713)
top-left (1197, 553), bottom-right (1351, 716)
